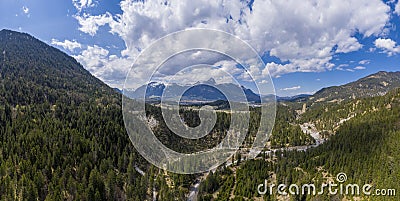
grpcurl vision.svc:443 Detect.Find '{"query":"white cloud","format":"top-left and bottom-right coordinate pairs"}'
top-left (374, 38), bottom-right (400, 56)
top-left (74, 13), bottom-right (113, 36)
top-left (73, 0), bottom-right (95, 12)
top-left (51, 39), bottom-right (82, 51)
top-left (281, 86), bottom-right (301, 91)
top-left (395, 0), bottom-right (400, 15)
top-left (354, 66), bottom-right (366, 70)
top-left (73, 0), bottom-right (391, 87)
top-left (74, 45), bottom-right (108, 72)
top-left (22, 6), bottom-right (29, 14)
top-left (73, 45), bottom-right (133, 87)
top-left (264, 57), bottom-right (335, 77)
top-left (336, 64), bottom-right (349, 71)
top-left (358, 60), bottom-right (370, 65)
top-left (160, 65), bottom-right (237, 85)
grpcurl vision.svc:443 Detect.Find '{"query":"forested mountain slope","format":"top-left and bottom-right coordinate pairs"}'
top-left (0, 29), bottom-right (116, 106)
top-left (0, 29), bottom-right (209, 201)
top-left (310, 71), bottom-right (400, 103)
top-left (0, 29), bottom-right (153, 200)
top-left (198, 88), bottom-right (400, 200)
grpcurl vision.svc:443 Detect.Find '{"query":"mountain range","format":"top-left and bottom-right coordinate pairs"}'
top-left (124, 70), bottom-right (400, 105)
top-left (124, 78), bottom-right (262, 103)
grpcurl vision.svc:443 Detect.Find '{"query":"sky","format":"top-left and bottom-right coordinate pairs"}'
top-left (1, 0), bottom-right (400, 96)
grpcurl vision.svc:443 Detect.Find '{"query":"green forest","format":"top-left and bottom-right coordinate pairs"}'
top-left (198, 88), bottom-right (400, 201)
top-left (0, 29), bottom-right (399, 201)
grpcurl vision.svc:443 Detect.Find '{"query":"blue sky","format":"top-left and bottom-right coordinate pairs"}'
top-left (1, 0), bottom-right (400, 96)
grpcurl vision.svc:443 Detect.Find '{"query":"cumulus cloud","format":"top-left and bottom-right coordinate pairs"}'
top-left (161, 65), bottom-right (238, 85)
top-left (73, 45), bottom-right (133, 87)
top-left (73, 0), bottom-right (390, 87)
top-left (265, 57), bottom-right (335, 77)
top-left (73, 0), bottom-right (95, 12)
top-left (75, 13), bottom-right (114, 36)
top-left (51, 39), bottom-right (82, 51)
top-left (374, 38), bottom-right (400, 56)
top-left (74, 45), bottom-right (108, 72)
top-left (281, 86), bottom-right (301, 91)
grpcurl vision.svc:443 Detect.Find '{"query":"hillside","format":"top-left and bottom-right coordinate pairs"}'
top-left (0, 29), bottom-right (152, 200)
top-left (196, 72), bottom-right (400, 200)
top-left (0, 29), bottom-right (206, 201)
top-left (198, 88), bottom-right (400, 201)
top-left (0, 29), bottom-right (116, 106)
top-left (310, 71), bottom-right (400, 103)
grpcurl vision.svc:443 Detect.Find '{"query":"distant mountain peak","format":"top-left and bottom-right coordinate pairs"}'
top-left (205, 78), bottom-right (217, 85)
